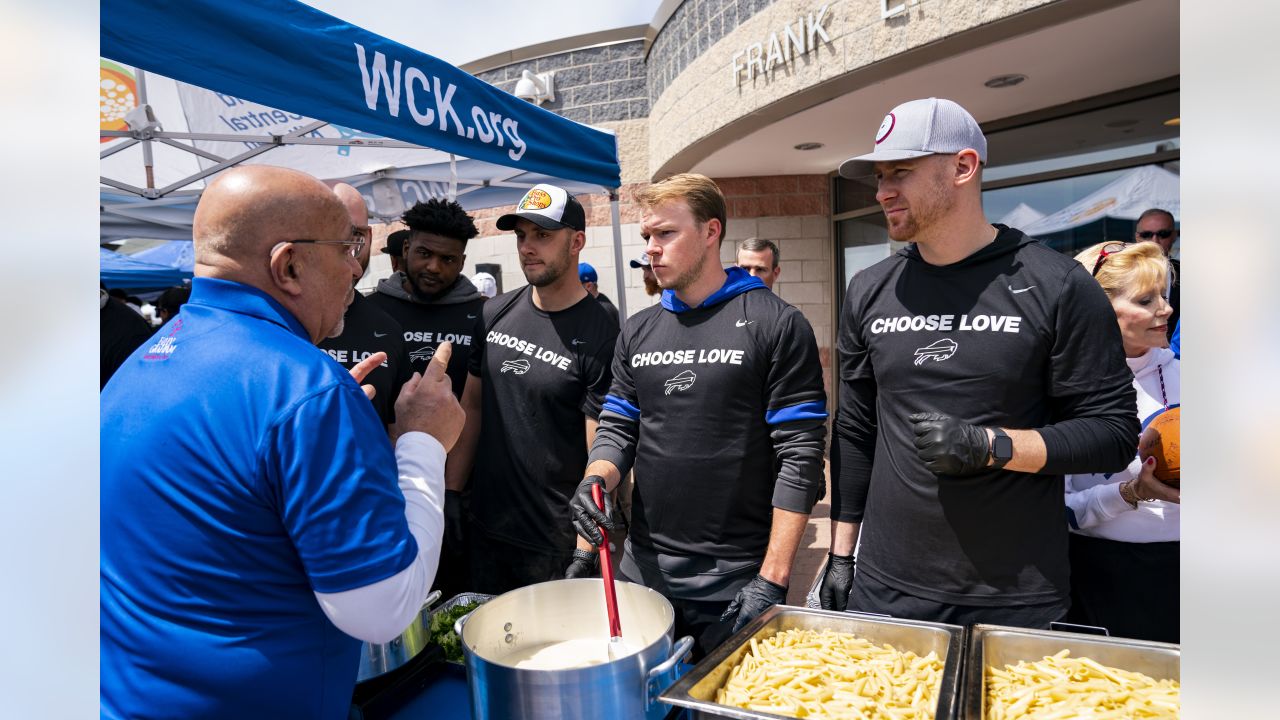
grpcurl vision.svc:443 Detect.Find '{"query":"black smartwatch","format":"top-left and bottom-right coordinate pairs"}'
top-left (989, 428), bottom-right (1013, 468)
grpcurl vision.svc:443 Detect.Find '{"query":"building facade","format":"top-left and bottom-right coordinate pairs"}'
top-left (369, 0), bottom-right (1179, 405)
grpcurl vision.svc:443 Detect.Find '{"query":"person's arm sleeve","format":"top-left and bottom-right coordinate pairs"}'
top-left (1037, 268), bottom-right (1141, 474)
top-left (263, 384), bottom-right (443, 643)
top-left (467, 299), bottom-right (490, 378)
top-left (578, 319), bottom-right (619, 421)
top-left (830, 275), bottom-right (877, 523)
top-left (315, 432), bottom-right (447, 642)
top-left (1063, 461), bottom-right (1139, 530)
top-left (588, 330), bottom-right (639, 477)
top-left (764, 308), bottom-right (828, 514)
top-left (388, 325), bottom-right (412, 426)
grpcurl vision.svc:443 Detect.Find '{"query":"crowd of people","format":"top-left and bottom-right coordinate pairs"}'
top-left (100, 96), bottom-right (1180, 718)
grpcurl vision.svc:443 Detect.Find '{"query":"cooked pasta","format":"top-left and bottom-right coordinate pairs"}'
top-left (985, 649), bottom-right (1180, 719)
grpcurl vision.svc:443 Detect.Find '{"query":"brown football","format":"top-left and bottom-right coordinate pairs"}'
top-left (1138, 407), bottom-right (1180, 486)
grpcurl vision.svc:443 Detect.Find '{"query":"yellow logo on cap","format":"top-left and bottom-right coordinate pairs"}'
top-left (520, 189), bottom-right (553, 210)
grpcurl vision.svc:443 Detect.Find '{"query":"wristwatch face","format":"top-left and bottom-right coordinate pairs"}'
top-left (993, 435), bottom-right (1014, 461)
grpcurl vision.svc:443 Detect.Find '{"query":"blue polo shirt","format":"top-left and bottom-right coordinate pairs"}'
top-left (101, 278), bottom-right (418, 719)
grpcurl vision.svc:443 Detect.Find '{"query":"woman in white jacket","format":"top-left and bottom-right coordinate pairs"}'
top-left (1065, 240), bottom-right (1180, 642)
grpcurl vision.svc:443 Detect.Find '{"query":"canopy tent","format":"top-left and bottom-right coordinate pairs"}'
top-left (101, 0), bottom-right (630, 315)
top-left (133, 240), bottom-right (195, 272)
top-left (100, 248), bottom-right (192, 290)
top-left (1020, 165), bottom-right (1180, 237)
top-left (994, 202), bottom-right (1045, 229)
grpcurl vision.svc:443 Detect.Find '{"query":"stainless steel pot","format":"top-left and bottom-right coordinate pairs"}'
top-left (455, 578), bottom-right (693, 720)
top-left (356, 590), bottom-right (441, 683)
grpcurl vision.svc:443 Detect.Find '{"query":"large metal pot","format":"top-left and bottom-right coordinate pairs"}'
top-left (356, 590), bottom-right (441, 683)
top-left (456, 578), bottom-right (693, 720)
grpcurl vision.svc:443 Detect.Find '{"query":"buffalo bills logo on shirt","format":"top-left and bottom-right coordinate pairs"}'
top-left (409, 346), bottom-right (436, 364)
top-left (501, 358), bottom-right (532, 375)
top-left (664, 369), bottom-right (696, 395)
top-left (875, 113), bottom-right (896, 144)
top-left (913, 338), bottom-right (957, 366)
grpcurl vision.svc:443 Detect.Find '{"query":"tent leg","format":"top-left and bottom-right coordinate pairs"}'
top-left (609, 189), bottom-right (627, 320)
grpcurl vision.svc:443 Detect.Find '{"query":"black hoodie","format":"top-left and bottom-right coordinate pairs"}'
top-left (368, 273), bottom-right (485, 399)
top-left (832, 225), bottom-right (1138, 607)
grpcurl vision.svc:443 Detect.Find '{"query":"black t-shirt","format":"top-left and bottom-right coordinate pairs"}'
top-left (467, 287), bottom-right (619, 552)
top-left (101, 297), bottom-right (155, 389)
top-left (367, 290), bottom-right (484, 399)
top-left (589, 269), bottom-right (827, 598)
top-left (836, 225), bottom-right (1134, 606)
top-left (596, 292), bottom-right (621, 327)
top-left (316, 292), bottom-right (410, 426)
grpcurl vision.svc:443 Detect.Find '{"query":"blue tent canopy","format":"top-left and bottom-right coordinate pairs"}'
top-left (100, 0), bottom-right (620, 188)
top-left (133, 241), bottom-right (196, 272)
top-left (100, 248), bottom-right (192, 290)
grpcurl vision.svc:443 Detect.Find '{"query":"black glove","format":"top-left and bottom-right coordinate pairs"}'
top-left (909, 412), bottom-right (990, 475)
top-left (443, 489), bottom-right (465, 551)
top-left (720, 575), bottom-right (788, 632)
top-left (818, 553), bottom-right (856, 612)
top-left (570, 475), bottom-right (618, 547)
top-left (564, 548), bottom-right (600, 579)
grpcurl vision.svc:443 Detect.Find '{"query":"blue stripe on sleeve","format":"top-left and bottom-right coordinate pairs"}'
top-left (603, 394), bottom-right (640, 420)
top-left (764, 401), bottom-right (828, 425)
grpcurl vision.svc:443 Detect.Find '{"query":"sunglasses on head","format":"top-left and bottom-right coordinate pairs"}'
top-left (1137, 229), bottom-right (1174, 240)
top-left (1091, 242), bottom-right (1131, 277)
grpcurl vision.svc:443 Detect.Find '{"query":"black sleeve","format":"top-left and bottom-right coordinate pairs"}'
top-left (387, 324), bottom-right (411, 425)
top-left (468, 296), bottom-right (495, 378)
top-left (579, 312), bottom-right (620, 421)
top-left (1036, 267), bottom-right (1140, 474)
top-left (588, 329), bottom-right (638, 476)
top-left (764, 307), bottom-right (828, 514)
top-left (831, 275), bottom-right (877, 523)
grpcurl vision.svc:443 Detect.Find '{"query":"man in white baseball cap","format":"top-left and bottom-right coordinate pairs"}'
top-left (820, 98), bottom-right (1140, 631)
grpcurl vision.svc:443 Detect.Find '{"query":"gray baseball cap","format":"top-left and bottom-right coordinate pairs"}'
top-left (838, 98), bottom-right (987, 178)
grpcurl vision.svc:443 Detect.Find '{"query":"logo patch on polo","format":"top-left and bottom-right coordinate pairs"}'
top-left (520, 189), bottom-right (552, 210)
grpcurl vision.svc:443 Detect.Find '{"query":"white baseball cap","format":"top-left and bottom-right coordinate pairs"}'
top-left (838, 98), bottom-right (987, 178)
top-left (496, 183), bottom-right (586, 232)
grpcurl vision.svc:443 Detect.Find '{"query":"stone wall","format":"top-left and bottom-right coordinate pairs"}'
top-left (648, 0), bottom-right (776, 103)
top-left (473, 40), bottom-right (650, 125)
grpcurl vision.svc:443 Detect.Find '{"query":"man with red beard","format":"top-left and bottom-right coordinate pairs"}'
top-left (452, 184), bottom-right (620, 593)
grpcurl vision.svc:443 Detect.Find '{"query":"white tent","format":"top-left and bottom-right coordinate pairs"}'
top-left (1020, 165), bottom-right (1180, 237)
top-left (994, 202), bottom-right (1045, 229)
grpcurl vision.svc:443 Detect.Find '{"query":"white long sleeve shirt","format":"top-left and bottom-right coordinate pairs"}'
top-left (314, 431), bottom-right (447, 642)
top-left (1065, 348), bottom-right (1180, 543)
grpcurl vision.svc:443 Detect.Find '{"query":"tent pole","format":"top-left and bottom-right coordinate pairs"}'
top-left (448, 154), bottom-right (457, 201)
top-left (609, 189), bottom-right (627, 320)
top-left (135, 68), bottom-right (155, 190)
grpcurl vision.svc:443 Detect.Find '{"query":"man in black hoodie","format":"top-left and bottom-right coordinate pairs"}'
top-left (368, 197), bottom-right (484, 599)
top-left (573, 174), bottom-right (827, 658)
top-left (818, 98), bottom-right (1139, 628)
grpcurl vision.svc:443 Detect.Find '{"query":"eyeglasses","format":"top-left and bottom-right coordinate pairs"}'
top-left (1136, 229), bottom-right (1175, 240)
top-left (1091, 241), bottom-right (1131, 277)
top-left (280, 229), bottom-right (366, 259)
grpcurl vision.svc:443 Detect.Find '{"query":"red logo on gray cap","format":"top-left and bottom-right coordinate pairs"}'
top-left (875, 113), bottom-right (896, 144)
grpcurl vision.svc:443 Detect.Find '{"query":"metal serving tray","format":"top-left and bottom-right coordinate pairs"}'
top-left (661, 605), bottom-right (965, 720)
top-left (963, 624), bottom-right (1180, 720)
top-left (426, 592), bottom-right (494, 665)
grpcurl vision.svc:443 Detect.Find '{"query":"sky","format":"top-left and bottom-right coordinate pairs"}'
top-left (301, 0), bottom-right (662, 66)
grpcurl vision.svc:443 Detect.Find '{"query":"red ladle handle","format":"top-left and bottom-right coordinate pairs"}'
top-left (592, 483), bottom-right (622, 639)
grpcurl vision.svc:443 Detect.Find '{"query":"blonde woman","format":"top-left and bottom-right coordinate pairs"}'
top-left (1065, 241), bottom-right (1180, 642)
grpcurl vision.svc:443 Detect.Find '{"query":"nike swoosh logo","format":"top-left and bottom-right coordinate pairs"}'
top-left (571, 339), bottom-right (585, 346)
top-left (373, 331), bottom-right (387, 337)
top-left (1009, 285), bottom-right (1036, 294)
top-left (735, 319), bottom-right (754, 327)
top-left (467, 314), bottom-right (477, 319)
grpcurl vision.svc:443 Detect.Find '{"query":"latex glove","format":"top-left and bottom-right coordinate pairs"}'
top-left (818, 553), bottom-right (856, 612)
top-left (909, 412), bottom-right (990, 475)
top-left (443, 489), bottom-right (465, 551)
top-left (720, 575), bottom-right (788, 632)
top-left (564, 548), bottom-right (600, 579)
top-left (570, 475), bottom-right (618, 547)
